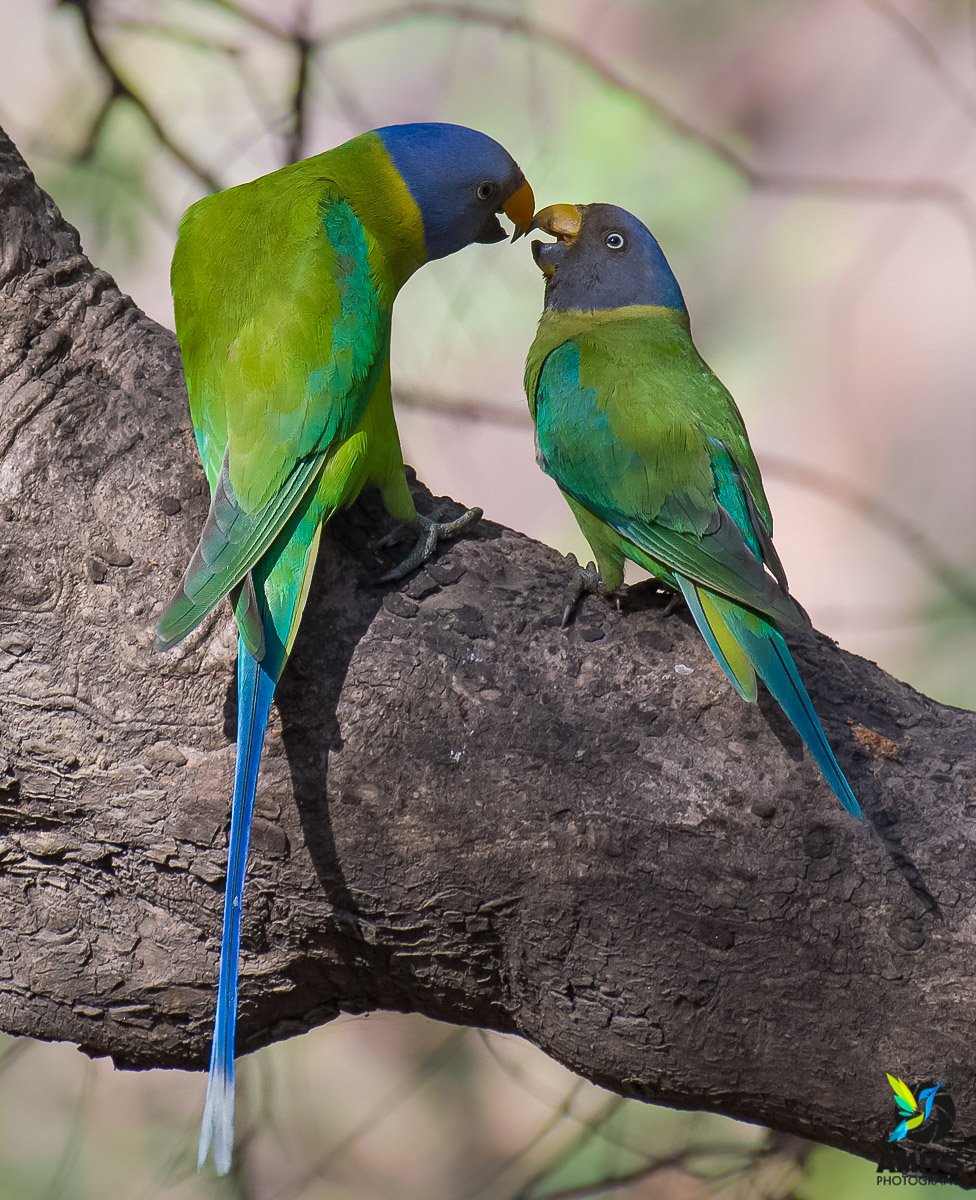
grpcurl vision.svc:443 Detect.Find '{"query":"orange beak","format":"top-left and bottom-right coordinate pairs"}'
top-left (502, 179), bottom-right (536, 241)
top-left (529, 203), bottom-right (584, 242)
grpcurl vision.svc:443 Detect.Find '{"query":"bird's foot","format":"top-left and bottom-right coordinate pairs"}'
top-left (561, 559), bottom-right (615, 628)
top-left (378, 505), bottom-right (483, 582)
top-left (374, 523), bottom-right (406, 552)
top-left (662, 591), bottom-right (685, 617)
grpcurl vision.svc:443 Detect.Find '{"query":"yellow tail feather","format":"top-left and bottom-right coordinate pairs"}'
top-left (697, 588), bottom-right (758, 703)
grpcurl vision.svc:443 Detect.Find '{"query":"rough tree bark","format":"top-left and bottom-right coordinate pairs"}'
top-left (1, 125), bottom-right (975, 1182)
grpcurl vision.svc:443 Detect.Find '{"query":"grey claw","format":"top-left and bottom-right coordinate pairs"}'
top-left (561, 560), bottom-right (604, 628)
top-left (374, 525), bottom-right (404, 551)
top-left (662, 592), bottom-right (685, 617)
top-left (379, 506), bottom-right (482, 583)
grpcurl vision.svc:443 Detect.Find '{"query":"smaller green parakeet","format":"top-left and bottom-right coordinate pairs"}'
top-left (525, 202), bottom-right (858, 817)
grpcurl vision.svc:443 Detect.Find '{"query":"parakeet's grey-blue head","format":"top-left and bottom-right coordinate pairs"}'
top-left (377, 123), bottom-right (535, 261)
top-left (530, 203), bottom-right (685, 313)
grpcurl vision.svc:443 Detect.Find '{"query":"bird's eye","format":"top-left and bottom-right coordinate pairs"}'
top-left (476, 181), bottom-right (496, 201)
top-left (605, 231), bottom-right (625, 250)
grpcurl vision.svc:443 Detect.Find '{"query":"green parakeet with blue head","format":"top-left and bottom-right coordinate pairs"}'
top-left (155, 123), bottom-right (534, 1174)
top-left (525, 202), bottom-right (859, 818)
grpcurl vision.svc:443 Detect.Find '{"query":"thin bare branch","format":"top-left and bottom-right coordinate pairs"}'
top-left (309, 2), bottom-right (976, 249)
top-left (861, 0), bottom-right (976, 125)
top-left (520, 1141), bottom-right (764, 1200)
top-left (269, 1030), bottom-right (468, 1200)
top-left (67, 0), bottom-right (976, 259)
top-left (114, 15), bottom-right (243, 57)
top-left (475, 1032), bottom-right (703, 1164)
top-left (455, 1079), bottom-right (587, 1200)
top-left (762, 454), bottom-right (976, 616)
top-left (318, 51), bottom-right (377, 133)
top-left (201, 0), bottom-right (292, 43)
top-left (110, 13), bottom-right (284, 146)
top-left (65, 0), bottom-right (220, 192)
top-left (284, 4), bottom-right (314, 166)
top-left (510, 1097), bottom-right (629, 1200)
top-left (74, 88), bottom-right (115, 162)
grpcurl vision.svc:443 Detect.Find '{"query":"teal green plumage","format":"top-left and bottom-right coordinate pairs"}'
top-left (526, 203), bottom-right (858, 817)
top-left (156, 124), bottom-right (533, 1175)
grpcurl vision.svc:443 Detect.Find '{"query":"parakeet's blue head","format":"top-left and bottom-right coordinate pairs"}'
top-left (377, 123), bottom-right (534, 261)
top-left (529, 203), bottom-right (685, 313)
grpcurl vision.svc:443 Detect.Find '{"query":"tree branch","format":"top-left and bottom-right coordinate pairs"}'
top-left (1, 124), bottom-right (975, 1183)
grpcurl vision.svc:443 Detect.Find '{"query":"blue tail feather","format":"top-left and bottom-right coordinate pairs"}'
top-left (723, 609), bottom-right (860, 817)
top-left (198, 640), bottom-right (276, 1174)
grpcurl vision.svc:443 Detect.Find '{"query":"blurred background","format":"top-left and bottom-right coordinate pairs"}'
top-left (2, 0), bottom-right (975, 1195)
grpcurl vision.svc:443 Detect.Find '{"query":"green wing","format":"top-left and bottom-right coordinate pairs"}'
top-left (531, 323), bottom-right (804, 631)
top-left (157, 188), bottom-right (386, 650)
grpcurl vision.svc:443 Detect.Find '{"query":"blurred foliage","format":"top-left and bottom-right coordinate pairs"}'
top-left (796, 1144), bottom-right (973, 1200)
top-left (1, 0), bottom-right (975, 1196)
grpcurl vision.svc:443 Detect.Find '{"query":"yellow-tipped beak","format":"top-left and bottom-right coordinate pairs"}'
top-left (530, 203), bottom-right (583, 241)
top-left (503, 179), bottom-right (536, 240)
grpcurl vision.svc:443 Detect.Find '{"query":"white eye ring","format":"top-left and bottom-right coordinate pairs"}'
top-left (605, 231), bottom-right (625, 250)
top-left (476, 181), bottom-right (496, 201)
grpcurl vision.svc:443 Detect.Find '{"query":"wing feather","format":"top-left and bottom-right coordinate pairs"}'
top-left (533, 335), bottom-right (805, 632)
top-left (158, 192), bottom-right (386, 650)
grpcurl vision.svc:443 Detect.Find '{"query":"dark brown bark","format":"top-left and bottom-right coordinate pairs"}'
top-left (1, 125), bottom-right (974, 1182)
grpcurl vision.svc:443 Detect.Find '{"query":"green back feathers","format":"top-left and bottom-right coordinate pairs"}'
top-left (158, 132), bottom-right (428, 650)
top-left (527, 306), bottom-right (802, 631)
top-left (172, 131), bottom-right (425, 501)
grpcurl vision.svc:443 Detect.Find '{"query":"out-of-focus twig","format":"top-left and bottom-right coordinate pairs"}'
top-left (862, 0), bottom-right (976, 125)
top-left (75, 89), bottom-right (115, 161)
top-left (394, 385), bottom-right (526, 428)
top-left (308, 2), bottom-right (976, 252)
top-left (27, 135), bottom-right (174, 230)
top-left (762, 454), bottom-right (976, 616)
top-left (70, 0), bottom-right (976, 257)
top-left (62, 0), bottom-right (220, 192)
top-left (114, 15), bottom-right (243, 56)
top-left (269, 1029), bottom-right (468, 1200)
top-left (519, 1143), bottom-right (759, 1200)
top-left (284, 3), bottom-right (314, 166)
top-left (0, 1037), bottom-right (31, 1074)
top-left (510, 1095), bottom-right (629, 1200)
top-left (43, 1059), bottom-right (96, 1200)
top-left (202, 0), bottom-right (291, 43)
top-left (319, 50), bottom-right (377, 132)
top-left (475, 1030), bottom-right (696, 1163)
top-left (455, 1079), bottom-right (586, 1200)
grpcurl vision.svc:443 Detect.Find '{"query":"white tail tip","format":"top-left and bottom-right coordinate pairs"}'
top-left (197, 1064), bottom-right (235, 1175)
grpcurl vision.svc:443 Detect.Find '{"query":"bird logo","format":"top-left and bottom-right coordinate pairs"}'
top-left (887, 1074), bottom-right (947, 1143)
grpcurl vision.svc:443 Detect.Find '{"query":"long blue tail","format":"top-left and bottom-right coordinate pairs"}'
top-left (689, 587), bottom-right (860, 818)
top-left (198, 640), bottom-right (276, 1174)
top-left (733, 612), bottom-right (859, 817)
